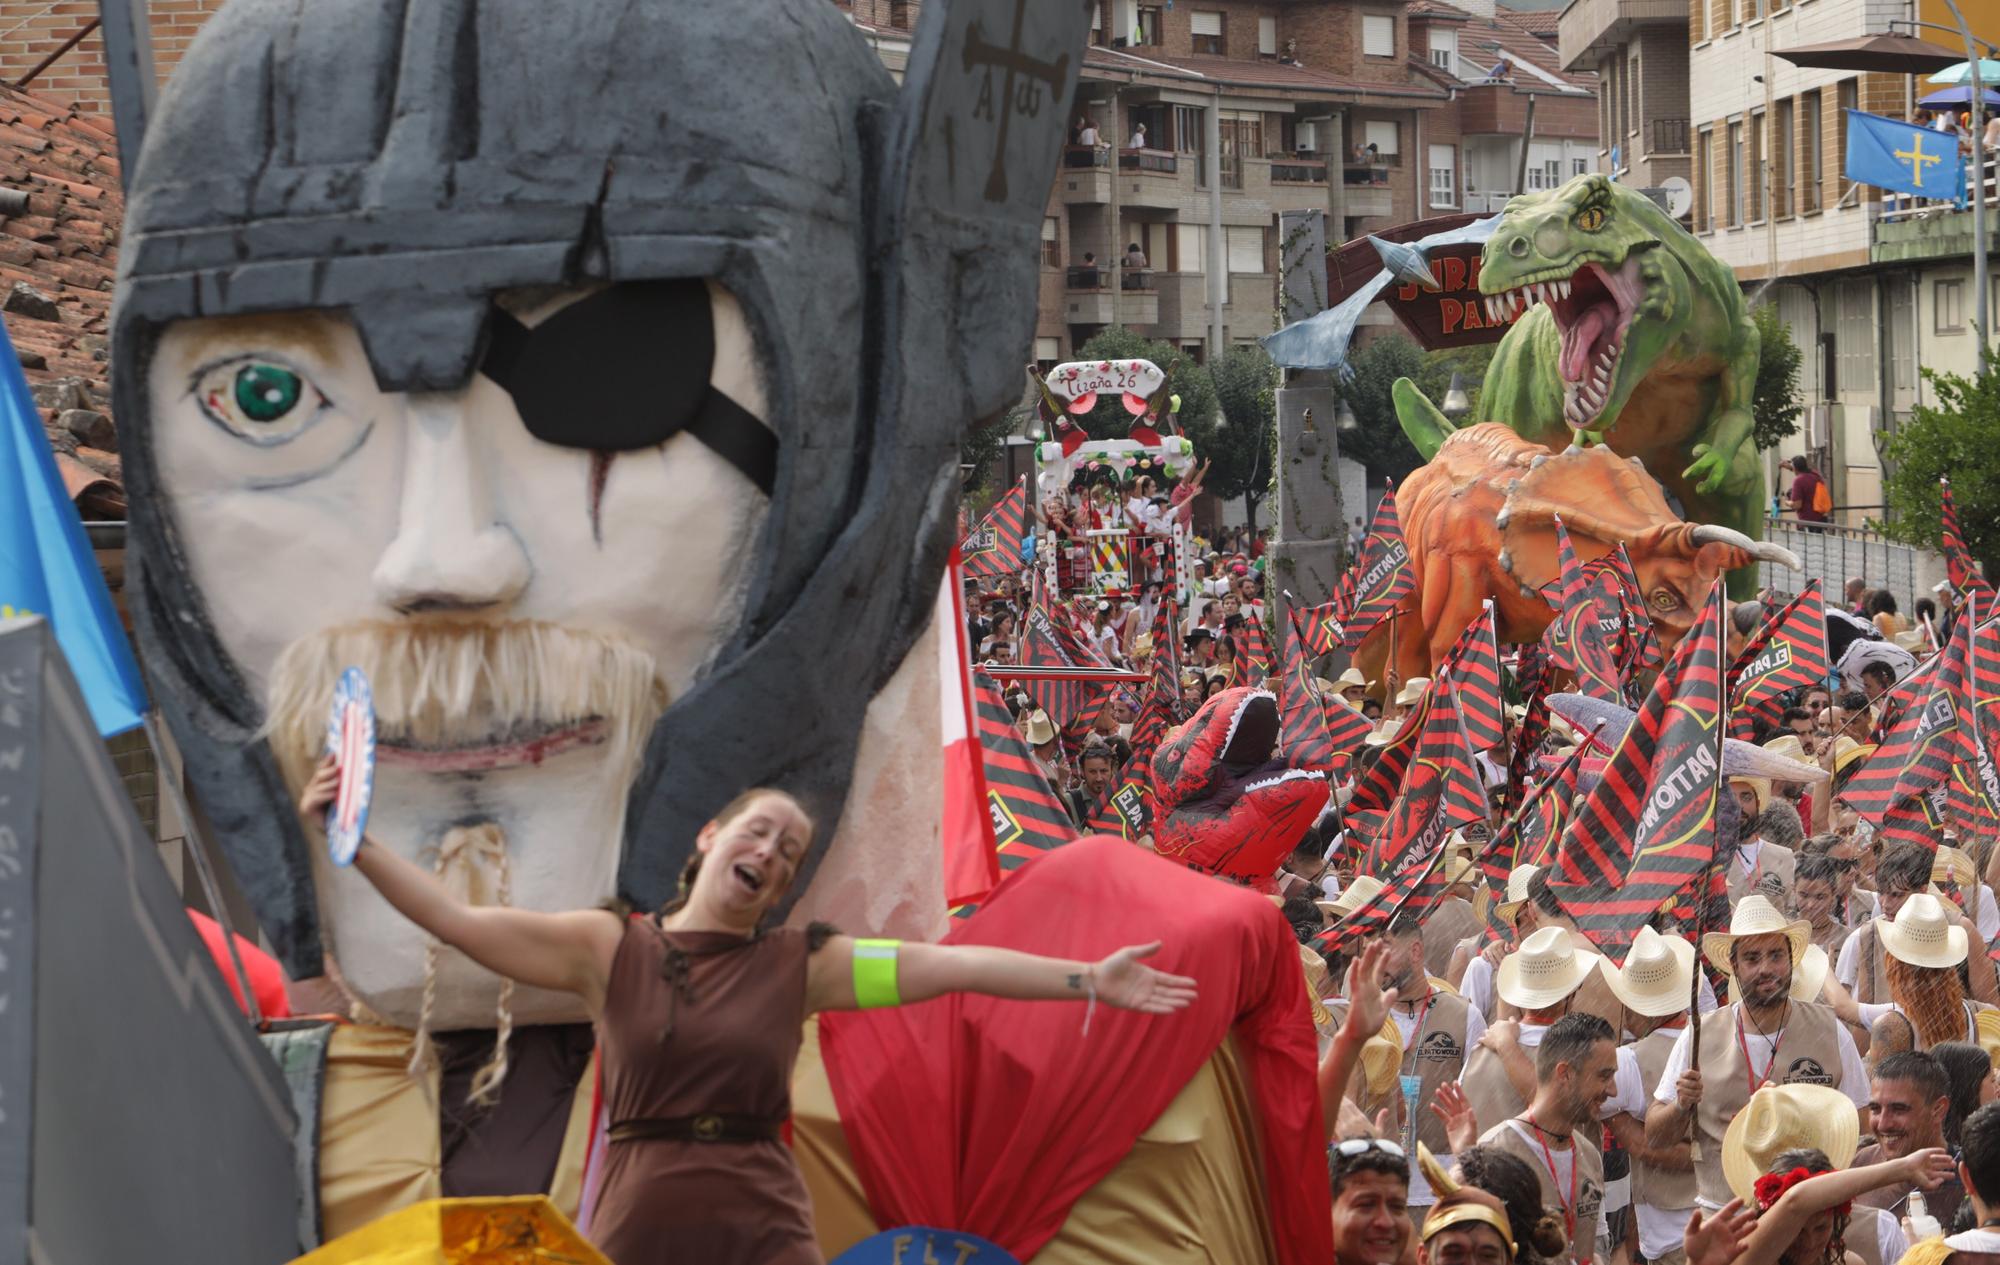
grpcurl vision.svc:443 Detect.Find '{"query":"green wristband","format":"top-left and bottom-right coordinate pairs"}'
top-left (852, 939), bottom-right (902, 1009)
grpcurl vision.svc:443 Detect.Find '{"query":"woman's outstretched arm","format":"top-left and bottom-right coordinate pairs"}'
top-left (300, 755), bottom-right (623, 1012)
top-left (805, 935), bottom-right (1196, 1015)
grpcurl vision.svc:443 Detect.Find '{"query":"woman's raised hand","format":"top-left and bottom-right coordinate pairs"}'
top-left (1093, 941), bottom-right (1199, 1013)
top-left (297, 754), bottom-right (339, 829)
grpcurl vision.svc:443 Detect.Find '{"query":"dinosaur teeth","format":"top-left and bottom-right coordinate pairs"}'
top-left (1559, 278), bottom-right (1572, 300)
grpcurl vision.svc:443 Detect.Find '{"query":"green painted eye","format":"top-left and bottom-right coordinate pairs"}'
top-left (195, 356), bottom-right (328, 446)
top-left (234, 363), bottom-right (303, 424)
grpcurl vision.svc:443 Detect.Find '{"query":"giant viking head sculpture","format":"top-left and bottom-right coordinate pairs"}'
top-left (114, 0), bottom-right (1086, 1027)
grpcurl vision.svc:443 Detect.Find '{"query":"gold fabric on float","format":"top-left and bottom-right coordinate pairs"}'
top-left (792, 1021), bottom-right (1278, 1264)
top-left (288, 1195), bottom-right (610, 1264)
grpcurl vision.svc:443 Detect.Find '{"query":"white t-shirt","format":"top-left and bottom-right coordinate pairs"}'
top-left (1078, 126), bottom-right (1100, 145)
top-left (1946, 1229), bottom-right (2000, 1252)
top-left (1128, 129), bottom-right (1146, 148)
top-left (1976, 884), bottom-right (1999, 942)
top-left (1603, 1045), bottom-right (1647, 1121)
top-left (1872, 1207), bottom-right (1909, 1265)
top-left (1836, 923), bottom-right (1871, 987)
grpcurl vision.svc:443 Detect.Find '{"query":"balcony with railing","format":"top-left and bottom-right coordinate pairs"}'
top-left (1272, 159), bottom-right (1327, 185)
top-left (1649, 117), bottom-right (1690, 156)
top-left (1873, 155), bottom-right (2000, 265)
top-left (1064, 265), bottom-right (1159, 326)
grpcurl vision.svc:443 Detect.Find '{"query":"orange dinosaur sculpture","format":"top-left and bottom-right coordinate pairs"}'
top-left (1355, 421), bottom-right (1800, 685)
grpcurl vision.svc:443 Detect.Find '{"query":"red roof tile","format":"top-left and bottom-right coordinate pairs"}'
top-left (1497, 6), bottom-right (1564, 38)
top-left (0, 82), bottom-right (123, 510)
top-left (1084, 46), bottom-right (1451, 101)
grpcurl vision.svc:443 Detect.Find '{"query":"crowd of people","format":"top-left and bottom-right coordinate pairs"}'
top-left (962, 489), bottom-right (2000, 1265)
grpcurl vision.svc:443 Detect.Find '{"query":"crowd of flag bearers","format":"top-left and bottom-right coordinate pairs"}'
top-left (956, 473), bottom-right (2000, 1265)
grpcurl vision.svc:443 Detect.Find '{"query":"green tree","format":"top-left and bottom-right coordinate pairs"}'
top-left (1749, 303), bottom-right (1803, 451)
top-left (1878, 364), bottom-right (2000, 581)
top-left (1073, 327), bottom-right (1217, 438)
top-left (959, 409), bottom-right (1016, 496)
top-left (1206, 343), bottom-right (1280, 533)
top-left (1330, 334), bottom-right (1493, 482)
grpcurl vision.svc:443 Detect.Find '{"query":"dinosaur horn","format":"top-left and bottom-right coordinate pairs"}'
top-left (1689, 524), bottom-right (1802, 570)
top-left (1418, 1144), bottom-right (1460, 1197)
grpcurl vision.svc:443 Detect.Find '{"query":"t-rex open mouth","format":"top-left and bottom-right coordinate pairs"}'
top-left (1483, 256), bottom-right (1644, 432)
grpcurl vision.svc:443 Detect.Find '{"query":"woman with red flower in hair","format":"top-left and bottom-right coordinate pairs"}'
top-left (1682, 1146), bottom-right (1956, 1265)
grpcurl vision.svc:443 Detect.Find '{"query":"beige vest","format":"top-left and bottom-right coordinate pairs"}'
top-left (1810, 917), bottom-right (1853, 960)
top-left (1482, 1117), bottom-right (1604, 1265)
top-left (1628, 1027), bottom-right (1697, 1214)
top-left (1692, 1000), bottom-right (1850, 1207)
top-left (1850, 922), bottom-right (1889, 1005)
top-left (1727, 841), bottom-right (1797, 908)
top-left (1461, 1032), bottom-right (1529, 1140)
top-left (1425, 897), bottom-right (1481, 980)
top-left (1848, 1205), bottom-right (1892, 1265)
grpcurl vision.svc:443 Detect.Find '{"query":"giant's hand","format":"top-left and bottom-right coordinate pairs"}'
top-left (297, 754), bottom-right (338, 831)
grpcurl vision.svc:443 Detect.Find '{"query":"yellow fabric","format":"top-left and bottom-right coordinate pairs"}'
top-left (1893, 1237), bottom-right (1953, 1265)
top-left (317, 1025), bottom-right (598, 1241)
top-left (319, 1025), bottom-right (444, 1241)
top-left (793, 1023), bottom-right (1277, 1264)
top-left (290, 1195), bottom-right (610, 1264)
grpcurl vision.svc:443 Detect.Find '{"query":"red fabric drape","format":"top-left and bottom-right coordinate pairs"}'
top-left (818, 837), bottom-right (1331, 1264)
top-left (187, 909), bottom-right (291, 1020)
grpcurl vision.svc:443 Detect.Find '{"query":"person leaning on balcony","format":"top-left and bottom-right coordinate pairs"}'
top-left (1124, 242), bottom-right (1148, 270)
top-left (1127, 121), bottom-right (1146, 149)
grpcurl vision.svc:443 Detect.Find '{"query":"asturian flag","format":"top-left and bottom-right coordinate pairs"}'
top-left (1844, 109), bottom-right (1965, 200)
top-left (0, 315), bottom-right (146, 736)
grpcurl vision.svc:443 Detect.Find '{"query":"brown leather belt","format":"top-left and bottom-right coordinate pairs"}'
top-left (608, 1113), bottom-right (782, 1144)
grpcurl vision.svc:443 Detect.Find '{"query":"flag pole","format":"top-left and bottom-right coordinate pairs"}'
top-left (1686, 589), bottom-right (1727, 1161)
top-left (142, 711), bottom-right (264, 1027)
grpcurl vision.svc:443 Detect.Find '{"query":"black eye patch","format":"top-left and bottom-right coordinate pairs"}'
top-left (480, 280), bottom-right (777, 495)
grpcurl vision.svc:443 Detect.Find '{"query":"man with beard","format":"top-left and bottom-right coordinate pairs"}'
top-left (1849, 1051), bottom-right (1964, 1226)
top-left (1066, 743), bottom-right (1118, 828)
top-left (1349, 914), bottom-right (1488, 1225)
top-left (1725, 781), bottom-right (1798, 909)
top-left (1460, 925), bottom-right (1602, 1133)
top-left (1602, 927), bottom-right (1701, 1265)
top-left (1477, 1012), bottom-right (1618, 1265)
top-left (1645, 896), bottom-right (1871, 1216)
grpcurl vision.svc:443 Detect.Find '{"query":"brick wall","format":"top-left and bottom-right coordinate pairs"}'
top-left (0, 0), bottom-right (226, 115)
top-left (1284, 0), bottom-right (1409, 87)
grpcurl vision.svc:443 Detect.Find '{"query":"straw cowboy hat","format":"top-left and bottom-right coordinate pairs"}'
top-left (1830, 738), bottom-right (1876, 780)
top-left (1726, 942), bottom-right (1829, 1004)
top-left (1877, 893), bottom-right (1969, 971)
top-left (1728, 776), bottom-right (1772, 811)
top-left (1701, 894), bottom-right (1811, 977)
top-left (1601, 926), bottom-right (1697, 1019)
top-left (1393, 677), bottom-right (1430, 707)
top-left (1722, 1084), bottom-right (1861, 1205)
top-left (1322, 875), bottom-right (1387, 921)
top-left (1313, 677), bottom-right (1339, 697)
top-left (1495, 864), bottom-right (1542, 926)
top-left (1335, 666), bottom-right (1375, 696)
top-left (1442, 833), bottom-right (1492, 922)
top-left (1933, 845), bottom-right (1978, 892)
top-left (1497, 925), bottom-right (1602, 1011)
top-left (1760, 734), bottom-right (1808, 767)
top-left (1359, 1015), bottom-right (1407, 1097)
top-left (1021, 709), bottom-right (1058, 746)
top-left (1976, 1009), bottom-right (2000, 1068)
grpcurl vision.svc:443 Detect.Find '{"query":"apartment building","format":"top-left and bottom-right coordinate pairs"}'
top-left (848, 0), bottom-right (1594, 367)
top-left (1676, 0), bottom-right (2000, 519)
top-left (1558, 0), bottom-right (1694, 194)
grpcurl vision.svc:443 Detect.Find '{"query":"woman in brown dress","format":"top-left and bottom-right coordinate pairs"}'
top-left (298, 765), bottom-right (1197, 1264)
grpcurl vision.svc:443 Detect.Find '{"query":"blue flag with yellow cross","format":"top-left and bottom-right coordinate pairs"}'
top-left (1844, 109), bottom-right (1965, 199)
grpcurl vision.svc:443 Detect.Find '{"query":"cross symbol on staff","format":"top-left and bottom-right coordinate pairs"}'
top-left (1894, 131), bottom-right (1942, 188)
top-left (962, 0), bottom-right (1070, 203)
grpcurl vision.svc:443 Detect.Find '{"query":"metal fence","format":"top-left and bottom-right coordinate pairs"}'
top-left (1758, 517), bottom-right (1949, 603)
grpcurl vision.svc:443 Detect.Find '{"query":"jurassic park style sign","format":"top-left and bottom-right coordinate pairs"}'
top-left (1325, 213), bottom-right (1518, 351)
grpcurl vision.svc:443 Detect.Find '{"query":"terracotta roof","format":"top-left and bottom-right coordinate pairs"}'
top-left (1405, 0), bottom-right (1474, 20)
top-left (1085, 46), bottom-right (1451, 101)
top-left (1436, 11), bottom-right (1596, 92)
top-left (1496, 5), bottom-right (1564, 39)
top-left (0, 83), bottom-right (123, 516)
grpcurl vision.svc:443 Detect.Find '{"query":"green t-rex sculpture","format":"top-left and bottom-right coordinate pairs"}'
top-left (1399, 172), bottom-right (1765, 596)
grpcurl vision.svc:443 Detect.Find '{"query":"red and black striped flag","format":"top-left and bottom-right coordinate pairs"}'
top-left (1084, 603), bottom-right (1183, 840)
top-left (1542, 515), bottom-right (1625, 704)
top-left (971, 673), bottom-right (1079, 879)
top-left (1278, 608), bottom-right (1366, 774)
top-left (1339, 487), bottom-right (1417, 652)
top-left (1848, 612), bottom-right (1974, 851)
top-left (1296, 596), bottom-right (1347, 659)
top-left (960, 480), bottom-right (1028, 580)
top-left (1506, 645), bottom-right (1552, 816)
top-left (1587, 545), bottom-right (1661, 685)
top-left (1235, 612), bottom-right (1276, 682)
top-left (1727, 580), bottom-right (1831, 741)
top-left (1942, 478), bottom-right (1996, 606)
top-left (1479, 741), bottom-right (1594, 937)
top-left (1441, 601), bottom-right (1505, 754)
top-left (1317, 842), bottom-right (1451, 956)
top-left (1947, 597), bottom-right (2000, 852)
top-left (1366, 682), bottom-right (1489, 875)
top-left (1547, 581), bottom-right (1728, 954)
top-left (1348, 690), bottom-right (1427, 818)
top-left (1517, 750), bottom-right (1585, 870)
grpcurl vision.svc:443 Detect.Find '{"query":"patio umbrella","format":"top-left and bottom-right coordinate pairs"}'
top-left (1772, 34), bottom-right (1963, 74)
top-left (1920, 84), bottom-right (2000, 107)
top-left (1929, 58), bottom-right (2000, 85)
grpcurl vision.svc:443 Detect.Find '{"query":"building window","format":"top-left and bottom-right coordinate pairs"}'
top-left (1190, 10), bottom-right (1225, 55)
top-left (1090, 0), bottom-right (1104, 45)
top-left (1742, 0), bottom-right (1761, 21)
top-left (1800, 91), bottom-right (1821, 212)
top-left (1573, 157), bottom-right (1589, 177)
top-left (1726, 120), bottom-right (1744, 227)
top-left (1709, 0), bottom-right (1728, 35)
top-left (1173, 223), bottom-right (1205, 273)
top-left (1773, 99), bottom-right (1794, 218)
top-left (1034, 336), bottom-right (1062, 372)
top-left (1836, 81), bottom-right (1857, 197)
top-left (1362, 14), bottom-right (1396, 58)
top-left (888, 0), bottom-right (913, 28)
top-left (1135, 4), bottom-right (1162, 45)
top-left (1695, 129), bottom-right (1713, 232)
top-left (1226, 226), bottom-right (1266, 274)
top-left (1834, 279), bottom-right (1874, 394)
top-left (1258, 15), bottom-right (1278, 55)
top-left (1937, 279), bottom-right (1966, 333)
top-left (1748, 110), bottom-right (1765, 221)
top-left (1428, 29), bottom-right (1456, 75)
top-left (1429, 144), bottom-right (1456, 208)
top-left (1041, 216), bottom-right (1061, 268)
top-left (1363, 119), bottom-right (1399, 156)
